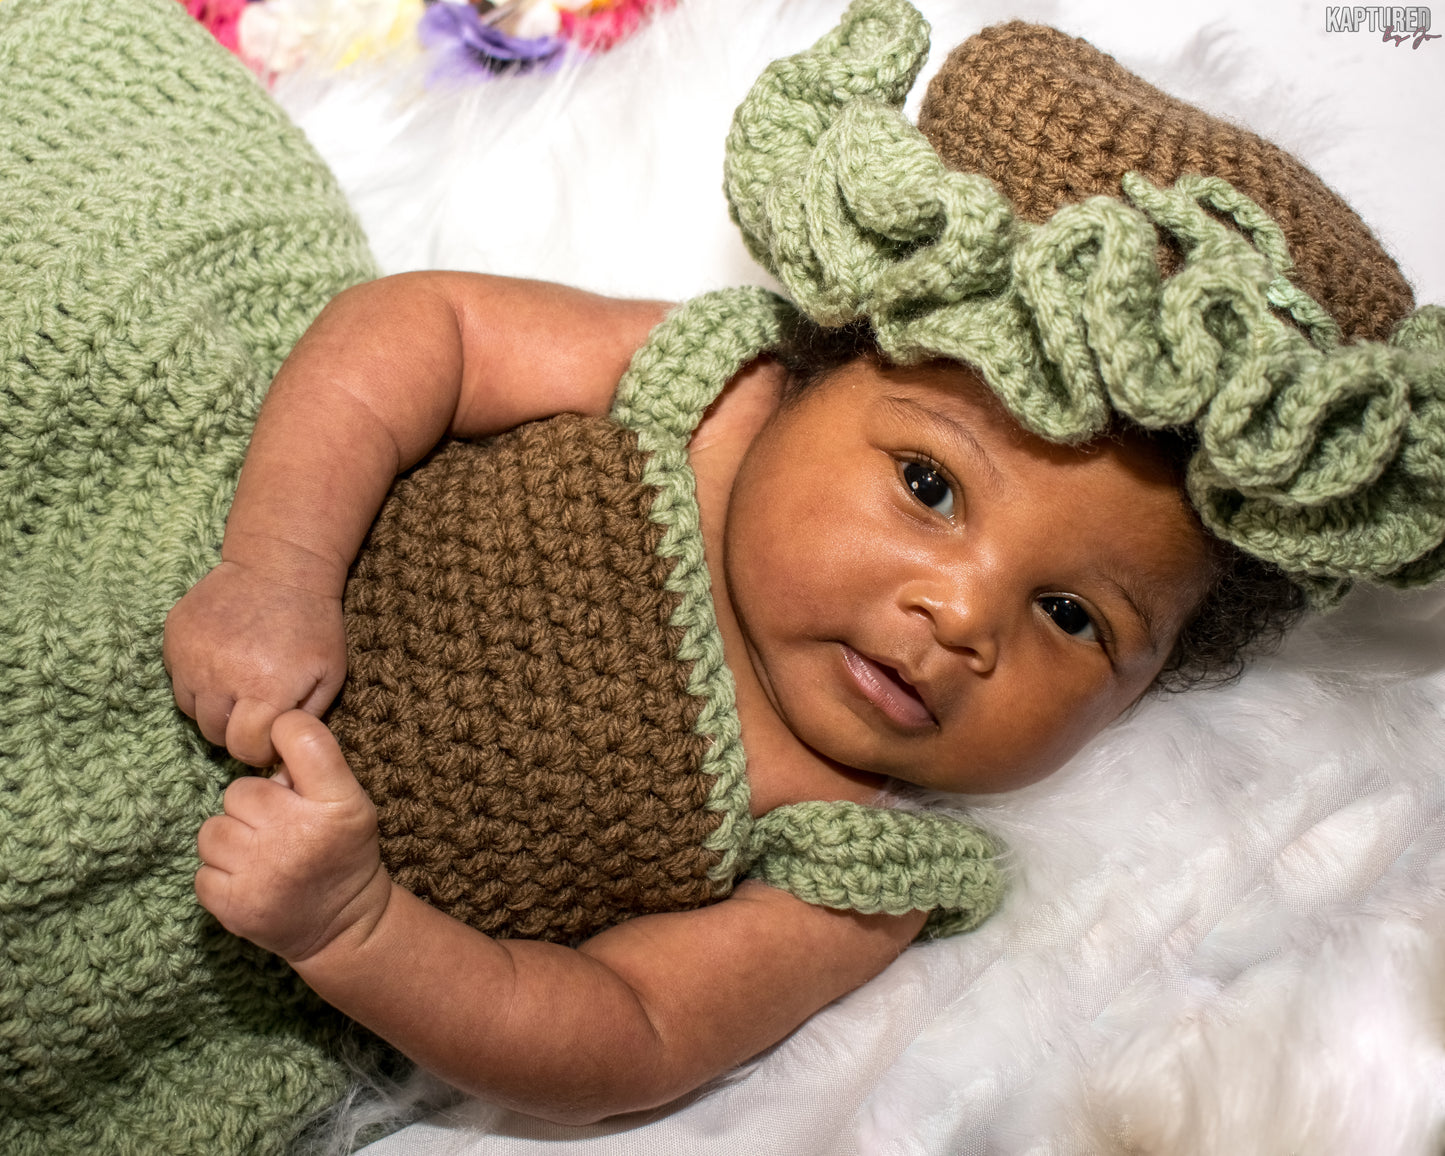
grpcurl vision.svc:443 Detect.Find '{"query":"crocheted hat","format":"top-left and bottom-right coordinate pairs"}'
top-left (917, 23), bottom-right (1415, 346)
top-left (723, 0), bottom-right (1445, 608)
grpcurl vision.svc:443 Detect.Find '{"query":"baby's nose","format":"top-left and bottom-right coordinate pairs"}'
top-left (899, 574), bottom-right (998, 673)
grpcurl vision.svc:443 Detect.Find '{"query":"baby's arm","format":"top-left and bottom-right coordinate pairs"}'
top-left (164, 274), bottom-right (668, 765)
top-left (196, 712), bottom-right (924, 1122)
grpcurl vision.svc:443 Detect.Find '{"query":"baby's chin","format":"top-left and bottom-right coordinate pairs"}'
top-left (883, 754), bottom-right (1069, 799)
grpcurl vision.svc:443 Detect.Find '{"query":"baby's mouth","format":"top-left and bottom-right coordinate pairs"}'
top-left (840, 646), bottom-right (935, 729)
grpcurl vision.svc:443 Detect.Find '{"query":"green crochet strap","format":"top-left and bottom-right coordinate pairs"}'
top-left (744, 801), bottom-right (1005, 938)
top-left (610, 287), bottom-right (797, 886)
top-left (610, 291), bottom-right (1006, 929)
top-left (723, 0), bottom-right (1445, 607)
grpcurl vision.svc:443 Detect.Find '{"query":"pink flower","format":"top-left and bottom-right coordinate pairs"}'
top-left (559, 0), bottom-right (676, 53)
top-left (182, 0), bottom-right (249, 55)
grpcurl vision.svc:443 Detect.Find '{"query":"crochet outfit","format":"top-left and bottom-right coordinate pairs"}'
top-left (331, 289), bottom-right (1001, 945)
top-left (4, 0), bottom-right (1441, 1153)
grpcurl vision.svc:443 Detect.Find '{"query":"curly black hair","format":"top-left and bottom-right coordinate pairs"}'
top-left (772, 315), bottom-right (1307, 692)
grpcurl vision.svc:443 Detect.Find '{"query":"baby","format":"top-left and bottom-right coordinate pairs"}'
top-left (163, 0), bottom-right (1443, 1128)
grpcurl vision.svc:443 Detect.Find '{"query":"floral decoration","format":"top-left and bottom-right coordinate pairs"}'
top-left (177, 0), bottom-right (676, 81)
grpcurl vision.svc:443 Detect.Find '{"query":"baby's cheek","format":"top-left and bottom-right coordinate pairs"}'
top-left (988, 676), bottom-right (1131, 790)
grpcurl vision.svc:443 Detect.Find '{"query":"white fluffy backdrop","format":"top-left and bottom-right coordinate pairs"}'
top-left (262, 2), bottom-right (1445, 1152)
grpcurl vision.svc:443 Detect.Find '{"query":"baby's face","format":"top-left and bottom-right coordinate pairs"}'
top-left (723, 357), bottom-right (1216, 794)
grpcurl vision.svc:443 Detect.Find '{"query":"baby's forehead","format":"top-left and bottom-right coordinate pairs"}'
top-left (843, 355), bottom-right (1191, 473)
top-left (836, 354), bottom-right (1209, 554)
top-left (818, 355), bottom-right (1066, 451)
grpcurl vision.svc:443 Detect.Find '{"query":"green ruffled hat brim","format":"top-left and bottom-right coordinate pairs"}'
top-left (722, 0), bottom-right (1445, 609)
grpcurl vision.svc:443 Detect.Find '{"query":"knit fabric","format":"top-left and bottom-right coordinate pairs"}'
top-left (746, 802), bottom-right (1003, 939)
top-left (722, 0), bottom-right (1445, 607)
top-left (331, 288), bottom-right (1005, 944)
top-left (0, 0), bottom-right (379, 1152)
top-left (918, 22), bottom-right (1414, 345)
top-left (332, 419), bottom-right (725, 944)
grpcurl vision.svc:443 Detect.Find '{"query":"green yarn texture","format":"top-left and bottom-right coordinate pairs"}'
top-left (612, 289), bottom-right (1004, 931)
top-left (723, 0), bottom-right (1445, 607)
top-left (0, 0), bottom-right (378, 1151)
top-left (745, 802), bottom-right (1003, 939)
top-left (612, 287), bottom-right (792, 889)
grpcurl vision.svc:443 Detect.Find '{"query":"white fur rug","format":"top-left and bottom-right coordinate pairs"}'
top-left (261, 1), bottom-right (1445, 1151)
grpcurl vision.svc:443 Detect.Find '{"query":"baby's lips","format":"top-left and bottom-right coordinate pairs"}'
top-left (879, 655), bottom-right (940, 725)
top-left (843, 645), bottom-right (937, 729)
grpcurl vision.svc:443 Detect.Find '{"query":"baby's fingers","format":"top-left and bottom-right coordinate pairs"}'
top-left (194, 862), bottom-right (235, 925)
top-left (189, 689), bottom-right (238, 752)
top-left (195, 813), bottom-right (254, 927)
top-left (226, 698), bottom-right (283, 767)
top-left (271, 711), bottom-right (366, 805)
top-left (197, 810), bottom-right (257, 872)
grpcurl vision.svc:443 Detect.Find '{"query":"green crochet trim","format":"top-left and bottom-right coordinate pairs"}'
top-left (611, 287), bottom-right (793, 887)
top-left (744, 802), bottom-right (1004, 938)
top-left (723, 0), bottom-right (1445, 608)
top-left (610, 289), bottom-right (1004, 935)
top-left (1, 0), bottom-right (379, 1151)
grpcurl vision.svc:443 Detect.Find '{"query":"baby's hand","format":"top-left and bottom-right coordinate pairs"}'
top-left (195, 711), bottom-right (391, 963)
top-left (164, 559), bottom-right (347, 765)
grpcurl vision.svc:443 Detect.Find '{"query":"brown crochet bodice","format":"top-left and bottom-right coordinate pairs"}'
top-left (329, 414), bottom-right (727, 944)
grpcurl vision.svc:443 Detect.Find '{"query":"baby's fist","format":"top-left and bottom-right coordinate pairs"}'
top-left (165, 560), bottom-right (347, 765)
top-left (195, 712), bottom-right (390, 963)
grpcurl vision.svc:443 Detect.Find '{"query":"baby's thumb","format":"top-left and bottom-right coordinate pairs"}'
top-left (269, 710), bottom-right (359, 803)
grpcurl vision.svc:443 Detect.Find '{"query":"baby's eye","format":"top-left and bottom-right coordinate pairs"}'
top-left (901, 460), bottom-right (955, 518)
top-left (1038, 595), bottom-right (1099, 644)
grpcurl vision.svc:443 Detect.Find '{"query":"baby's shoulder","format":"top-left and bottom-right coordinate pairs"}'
top-left (688, 356), bottom-right (787, 460)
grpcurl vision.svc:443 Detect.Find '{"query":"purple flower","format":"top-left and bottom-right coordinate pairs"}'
top-left (419, 4), bottom-right (566, 77)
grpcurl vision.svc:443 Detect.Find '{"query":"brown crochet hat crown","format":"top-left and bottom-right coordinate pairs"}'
top-left (916, 21), bottom-right (1415, 344)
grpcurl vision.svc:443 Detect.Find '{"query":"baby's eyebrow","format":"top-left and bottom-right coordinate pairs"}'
top-left (880, 394), bottom-right (1004, 495)
top-left (1095, 570), bottom-right (1162, 654)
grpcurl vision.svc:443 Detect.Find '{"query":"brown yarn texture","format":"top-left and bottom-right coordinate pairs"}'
top-left (329, 414), bottom-right (725, 945)
top-left (917, 22), bottom-right (1414, 342)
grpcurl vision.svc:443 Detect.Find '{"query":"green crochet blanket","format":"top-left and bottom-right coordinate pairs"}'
top-left (0, 0), bottom-right (379, 1151)
top-left (0, 3), bottom-right (1003, 1150)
